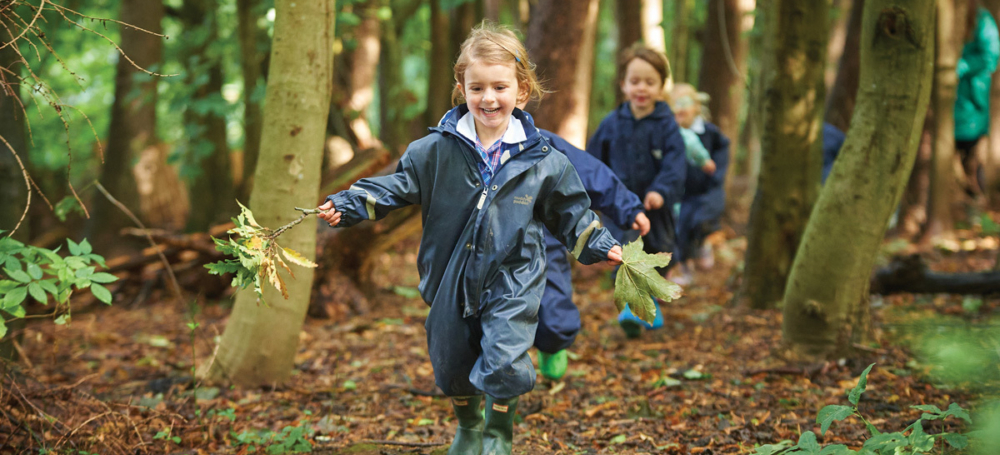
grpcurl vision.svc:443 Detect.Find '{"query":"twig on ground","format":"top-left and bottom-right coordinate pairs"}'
top-left (361, 440), bottom-right (447, 447)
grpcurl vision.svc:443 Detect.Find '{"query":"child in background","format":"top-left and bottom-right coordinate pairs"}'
top-left (319, 23), bottom-right (621, 455)
top-left (670, 83), bottom-right (730, 284)
top-left (588, 44), bottom-right (687, 338)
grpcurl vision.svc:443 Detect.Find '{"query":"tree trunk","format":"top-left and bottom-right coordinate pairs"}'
top-left (672, 0), bottom-right (691, 84)
top-left (923, 0), bottom-right (968, 242)
top-left (782, 0), bottom-right (935, 358)
top-left (425, 0), bottom-right (453, 127)
top-left (0, 18), bottom-right (28, 239)
top-left (825, 0), bottom-right (852, 90)
top-left (183, 0), bottom-right (236, 232)
top-left (727, 4), bottom-right (765, 229)
top-left (824, 0), bottom-right (864, 131)
top-left (347, 1), bottom-right (382, 150)
top-left (741, 0), bottom-right (828, 310)
top-left (616, 0), bottom-right (642, 104)
top-left (699, 0), bottom-right (751, 154)
top-left (207, 0), bottom-right (334, 387)
top-left (641, 0), bottom-right (665, 53)
top-left (448, 2), bottom-right (478, 78)
top-left (91, 0), bottom-right (163, 250)
top-left (237, 0), bottom-right (268, 200)
top-left (526, 0), bottom-right (600, 149)
top-left (379, 0), bottom-right (421, 157)
top-left (484, 0), bottom-right (500, 21)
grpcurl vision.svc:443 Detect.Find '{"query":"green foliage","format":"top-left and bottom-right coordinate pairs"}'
top-left (748, 364), bottom-right (977, 455)
top-left (613, 238), bottom-right (683, 324)
top-left (0, 232), bottom-right (117, 338)
top-left (231, 418), bottom-right (314, 453)
top-left (205, 202), bottom-right (317, 303)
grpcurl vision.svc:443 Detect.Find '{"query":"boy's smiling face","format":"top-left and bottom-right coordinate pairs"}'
top-left (459, 60), bottom-right (521, 144)
top-left (621, 57), bottom-right (663, 118)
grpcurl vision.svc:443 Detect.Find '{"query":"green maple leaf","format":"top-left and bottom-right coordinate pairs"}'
top-left (613, 238), bottom-right (683, 324)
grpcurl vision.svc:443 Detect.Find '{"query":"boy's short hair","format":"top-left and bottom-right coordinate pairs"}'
top-left (451, 21), bottom-right (546, 106)
top-left (619, 43), bottom-right (671, 87)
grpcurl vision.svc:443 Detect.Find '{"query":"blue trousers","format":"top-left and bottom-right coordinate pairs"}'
top-left (534, 237), bottom-right (580, 354)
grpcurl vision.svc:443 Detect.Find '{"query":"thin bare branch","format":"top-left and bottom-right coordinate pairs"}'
top-left (0, 132), bottom-right (30, 237)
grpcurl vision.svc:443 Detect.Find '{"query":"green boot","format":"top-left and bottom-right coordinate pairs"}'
top-left (538, 349), bottom-right (568, 380)
top-left (447, 396), bottom-right (484, 455)
top-left (482, 396), bottom-right (519, 455)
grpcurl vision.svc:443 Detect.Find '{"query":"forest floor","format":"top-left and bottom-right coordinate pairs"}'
top-left (2, 226), bottom-right (998, 454)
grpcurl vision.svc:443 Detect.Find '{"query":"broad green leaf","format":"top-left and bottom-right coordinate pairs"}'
top-left (28, 282), bottom-right (46, 304)
top-left (911, 404), bottom-right (942, 415)
top-left (750, 440), bottom-right (794, 455)
top-left (862, 432), bottom-right (906, 452)
top-left (817, 405), bottom-right (854, 435)
top-left (26, 262), bottom-right (43, 280)
top-left (90, 283), bottom-right (113, 305)
top-left (6, 268), bottom-right (31, 283)
top-left (796, 431), bottom-right (821, 454)
top-left (3, 286), bottom-right (27, 309)
top-left (942, 433), bottom-right (968, 449)
top-left (75, 266), bottom-right (96, 279)
top-left (79, 238), bottom-right (92, 255)
top-left (88, 273), bottom-right (118, 284)
top-left (67, 238), bottom-right (82, 256)
top-left (237, 200), bottom-right (259, 226)
top-left (907, 421), bottom-right (934, 452)
top-left (38, 279), bottom-right (58, 296)
top-left (818, 445), bottom-right (855, 455)
top-left (0, 318), bottom-right (6, 338)
top-left (281, 247), bottom-right (317, 268)
top-left (613, 238), bottom-right (681, 324)
top-left (941, 402), bottom-right (972, 424)
top-left (848, 363), bottom-right (875, 405)
top-left (54, 314), bottom-right (70, 325)
top-left (5, 255), bottom-right (20, 272)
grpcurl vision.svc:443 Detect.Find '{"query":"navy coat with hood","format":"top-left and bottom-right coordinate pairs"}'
top-left (587, 101), bottom-right (687, 254)
top-left (676, 118), bottom-right (729, 263)
top-left (327, 106), bottom-right (618, 399)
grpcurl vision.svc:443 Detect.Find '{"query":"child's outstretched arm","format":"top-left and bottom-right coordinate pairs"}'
top-left (539, 156), bottom-right (621, 266)
top-left (318, 152), bottom-right (422, 228)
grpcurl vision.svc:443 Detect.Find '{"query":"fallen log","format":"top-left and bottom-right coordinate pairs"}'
top-left (871, 254), bottom-right (1000, 295)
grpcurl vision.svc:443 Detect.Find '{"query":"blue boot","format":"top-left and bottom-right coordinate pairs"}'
top-left (648, 299), bottom-right (664, 329)
top-left (618, 297), bottom-right (664, 337)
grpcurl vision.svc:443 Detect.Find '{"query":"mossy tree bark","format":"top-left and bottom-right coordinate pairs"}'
top-left (741, 0), bottom-right (828, 310)
top-left (671, 0), bottom-right (691, 84)
top-left (526, 0), bottom-right (600, 149)
top-left (782, 0), bottom-right (935, 357)
top-left (922, 0), bottom-right (968, 242)
top-left (207, 0), bottom-right (334, 387)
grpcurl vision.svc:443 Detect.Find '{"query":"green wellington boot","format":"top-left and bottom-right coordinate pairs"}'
top-left (447, 396), bottom-right (484, 455)
top-left (537, 349), bottom-right (568, 381)
top-left (482, 396), bottom-right (519, 455)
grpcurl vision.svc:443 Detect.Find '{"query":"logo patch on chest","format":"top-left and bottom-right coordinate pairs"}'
top-left (651, 149), bottom-right (663, 160)
top-left (513, 194), bottom-right (534, 206)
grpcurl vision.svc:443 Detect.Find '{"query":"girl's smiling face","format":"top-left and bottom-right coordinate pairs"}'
top-left (621, 57), bottom-right (664, 118)
top-left (459, 60), bottom-right (521, 143)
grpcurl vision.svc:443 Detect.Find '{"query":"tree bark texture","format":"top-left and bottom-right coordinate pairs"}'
top-left (425, 0), bottom-right (453, 127)
top-left (183, 0), bottom-right (236, 232)
top-left (526, 0), bottom-right (600, 149)
top-left (825, 0), bottom-right (852, 90)
top-left (672, 0), bottom-right (691, 84)
top-left (699, 0), bottom-right (751, 156)
top-left (379, 0), bottom-right (421, 157)
top-left (237, 0), bottom-right (268, 200)
top-left (347, 1), bottom-right (382, 150)
top-left (783, 0), bottom-right (935, 357)
top-left (741, 0), bottom-right (828, 310)
top-left (208, 0), bottom-right (335, 387)
top-left (923, 0), bottom-right (968, 242)
top-left (91, 0), bottom-right (163, 249)
top-left (616, 0), bottom-right (642, 103)
top-left (825, 0), bottom-right (864, 131)
top-left (0, 16), bottom-right (27, 238)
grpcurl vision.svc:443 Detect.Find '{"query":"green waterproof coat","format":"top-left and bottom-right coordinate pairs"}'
top-left (955, 8), bottom-right (1000, 142)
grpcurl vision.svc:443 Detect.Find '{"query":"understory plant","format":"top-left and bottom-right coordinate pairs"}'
top-left (0, 232), bottom-right (117, 338)
top-left (751, 364), bottom-right (977, 455)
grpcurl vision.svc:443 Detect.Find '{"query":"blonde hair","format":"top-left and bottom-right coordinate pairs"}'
top-left (669, 83), bottom-right (712, 121)
top-left (451, 21), bottom-right (545, 106)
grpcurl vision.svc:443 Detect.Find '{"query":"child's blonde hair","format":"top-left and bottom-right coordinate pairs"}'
top-left (669, 83), bottom-right (712, 121)
top-left (451, 21), bottom-right (545, 106)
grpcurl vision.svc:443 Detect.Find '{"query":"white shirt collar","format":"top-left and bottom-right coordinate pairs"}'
top-left (457, 112), bottom-right (528, 145)
top-left (691, 116), bottom-right (706, 134)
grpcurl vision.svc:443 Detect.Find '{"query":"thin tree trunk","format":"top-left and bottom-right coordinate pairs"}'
top-left (425, 0), bottom-right (452, 127)
top-left (91, 0), bottom-right (163, 250)
top-left (0, 17), bottom-right (27, 238)
top-left (699, 0), bottom-right (751, 153)
top-left (825, 0), bottom-right (852, 90)
top-left (741, 0), bottom-right (828, 310)
top-left (484, 0), bottom-right (500, 21)
top-left (642, 0), bottom-right (665, 53)
top-left (526, 0), bottom-right (600, 149)
top-left (207, 0), bottom-right (335, 387)
top-left (616, 0), bottom-right (642, 104)
top-left (727, 3), bottom-right (765, 229)
top-left (237, 0), bottom-right (267, 200)
top-left (923, 0), bottom-right (968, 242)
top-left (783, 0), bottom-right (935, 358)
top-left (825, 0), bottom-right (864, 131)
top-left (182, 0), bottom-right (235, 232)
top-left (379, 0), bottom-right (421, 157)
top-left (449, 2), bottom-right (478, 70)
top-left (672, 0), bottom-right (690, 84)
top-left (347, 1), bottom-right (382, 150)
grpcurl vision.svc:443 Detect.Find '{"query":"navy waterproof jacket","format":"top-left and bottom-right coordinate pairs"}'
top-left (586, 101), bottom-right (687, 205)
top-left (821, 122), bottom-right (846, 183)
top-left (327, 106), bottom-right (618, 317)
